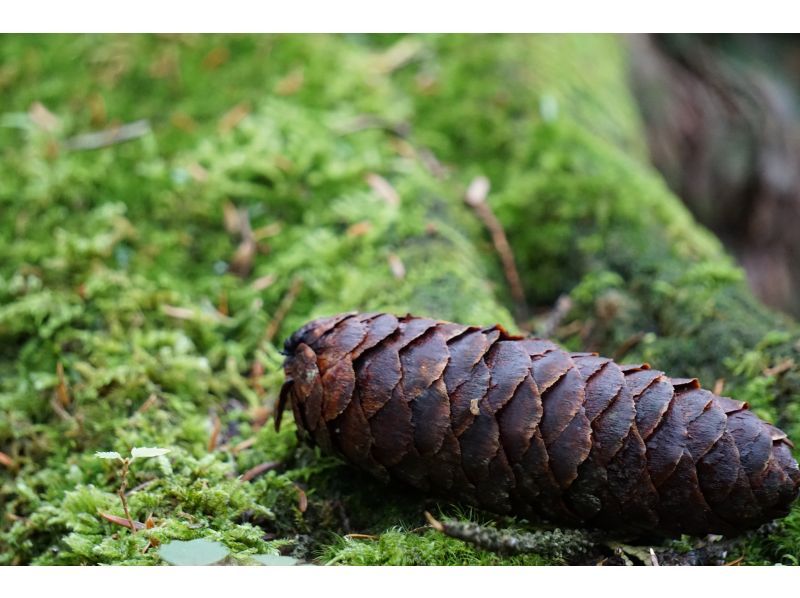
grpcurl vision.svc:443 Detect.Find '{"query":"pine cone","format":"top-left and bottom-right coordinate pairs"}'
top-left (277, 312), bottom-right (800, 537)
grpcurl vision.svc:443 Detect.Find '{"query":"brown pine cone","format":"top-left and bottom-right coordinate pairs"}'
top-left (277, 312), bottom-right (800, 537)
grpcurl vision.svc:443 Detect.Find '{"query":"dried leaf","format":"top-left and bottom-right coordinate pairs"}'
top-left (296, 485), bottom-right (308, 513)
top-left (202, 47), bottom-right (230, 70)
top-left (387, 253), bottom-right (405, 280)
top-left (346, 221), bottom-right (372, 237)
top-left (171, 111), bottom-right (197, 133)
top-left (241, 461), bottom-right (281, 482)
top-left (252, 222), bottom-right (282, 241)
top-left (186, 162), bottom-right (208, 182)
top-left (218, 102), bottom-right (250, 134)
top-left (137, 394), bottom-right (159, 414)
top-left (275, 69), bottom-right (304, 96)
top-left (208, 414), bottom-right (222, 452)
top-left (222, 201), bottom-right (241, 235)
top-left (63, 120), bottom-right (151, 151)
top-left (365, 173), bottom-right (400, 207)
top-left (372, 38), bottom-right (423, 74)
top-left (231, 437), bottom-right (257, 454)
top-left (162, 305), bottom-right (196, 320)
top-left (99, 511), bottom-right (145, 531)
top-left (29, 101), bottom-right (60, 132)
top-left (251, 274), bottom-right (276, 292)
top-left (230, 239), bottom-right (257, 277)
top-left (55, 362), bottom-right (70, 408)
top-left (0, 451), bottom-right (16, 469)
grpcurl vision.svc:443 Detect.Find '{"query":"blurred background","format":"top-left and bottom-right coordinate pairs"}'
top-left (4, 34), bottom-right (798, 315)
top-left (632, 34), bottom-right (800, 317)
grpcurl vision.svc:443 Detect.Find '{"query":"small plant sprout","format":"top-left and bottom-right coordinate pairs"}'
top-left (95, 447), bottom-right (171, 533)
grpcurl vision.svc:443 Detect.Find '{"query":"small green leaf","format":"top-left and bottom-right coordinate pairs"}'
top-left (95, 451), bottom-right (122, 460)
top-left (158, 539), bottom-right (229, 566)
top-left (250, 554), bottom-right (299, 566)
top-left (130, 447), bottom-right (170, 460)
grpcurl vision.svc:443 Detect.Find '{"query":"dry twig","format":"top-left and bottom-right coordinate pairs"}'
top-left (263, 277), bottom-right (304, 344)
top-left (464, 176), bottom-right (527, 318)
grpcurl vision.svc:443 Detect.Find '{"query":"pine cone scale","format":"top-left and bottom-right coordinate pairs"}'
top-left (281, 312), bottom-right (800, 536)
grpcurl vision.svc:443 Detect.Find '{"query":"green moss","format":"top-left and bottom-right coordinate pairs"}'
top-left (1, 33), bottom-right (798, 566)
top-left (320, 528), bottom-right (550, 566)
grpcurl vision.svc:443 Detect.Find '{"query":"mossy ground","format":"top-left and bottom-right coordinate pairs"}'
top-left (1, 34), bottom-right (798, 565)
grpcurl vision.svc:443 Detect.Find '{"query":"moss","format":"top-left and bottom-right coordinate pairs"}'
top-left (319, 528), bottom-right (550, 566)
top-left (0, 34), bottom-right (517, 564)
top-left (1, 33), bottom-right (798, 566)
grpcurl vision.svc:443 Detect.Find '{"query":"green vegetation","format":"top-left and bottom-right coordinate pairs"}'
top-left (1, 34), bottom-right (798, 565)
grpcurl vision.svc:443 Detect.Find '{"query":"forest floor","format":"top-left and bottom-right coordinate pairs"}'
top-left (1, 34), bottom-right (798, 565)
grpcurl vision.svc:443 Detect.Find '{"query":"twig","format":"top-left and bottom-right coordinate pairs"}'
top-left (50, 397), bottom-right (74, 422)
top-left (763, 358), bottom-right (795, 377)
top-left (118, 459), bottom-right (136, 534)
top-left (424, 512), bottom-right (595, 562)
top-left (539, 295), bottom-right (574, 339)
top-left (63, 120), bottom-right (151, 151)
top-left (464, 177), bottom-right (528, 318)
top-left (263, 277), bottom-right (304, 344)
top-left (649, 548), bottom-right (660, 566)
top-left (613, 332), bottom-right (646, 362)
